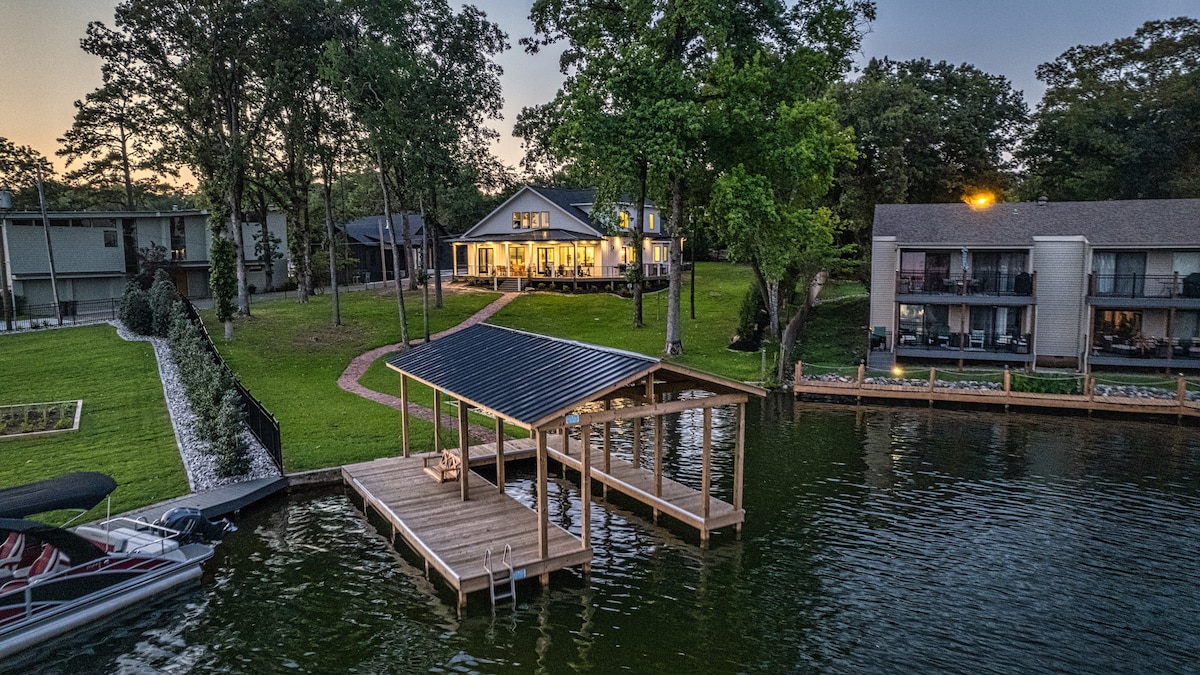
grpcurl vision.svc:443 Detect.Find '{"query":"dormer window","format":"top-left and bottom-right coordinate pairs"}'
top-left (512, 211), bottom-right (550, 229)
top-left (648, 214), bottom-right (655, 231)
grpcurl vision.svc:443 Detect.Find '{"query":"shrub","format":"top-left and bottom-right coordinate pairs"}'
top-left (1010, 373), bottom-right (1082, 395)
top-left (119, 282), bottom-right (154, 335)
top-left (148, 270), bottom-right (178, 337)
top-left (731, 286), bottom-right (765, 351)
top-left (211, 388), bottom-right (250, 477)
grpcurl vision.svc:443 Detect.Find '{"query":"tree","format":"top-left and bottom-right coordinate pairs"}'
top-left (832, 58), bottom-right (1028, 247)
top-left (57, 59), bottom-right (173, 210)
top-left (1021, 17), bottom-right (1200, 200)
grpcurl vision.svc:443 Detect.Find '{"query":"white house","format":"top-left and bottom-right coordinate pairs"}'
top-left (451, 186), bottom-right (674, 291)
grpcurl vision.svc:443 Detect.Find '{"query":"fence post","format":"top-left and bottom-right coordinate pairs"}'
top-left (928, 367), bottom-right (935, 391)
top-left (1179, 374), bottom-right (1187, 406)
top-left (856, 362), bottom-right (865, 387)
top-left (795, 361), bottom-right (803, 382)
top-left (1003, 366), bottom-right (1011, 394)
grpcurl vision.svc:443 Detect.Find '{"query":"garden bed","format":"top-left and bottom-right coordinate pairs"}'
top-left (0, 400), bottom-right (83, 439)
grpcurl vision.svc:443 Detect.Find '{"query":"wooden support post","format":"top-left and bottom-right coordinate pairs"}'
top-left (701, 407), bottom-right (711, 521)
top-left (536, 430), bottom-right (549, 560)
top-left (495, 415), bottom-right (505, 494)
top-left (1179, 374), bottom-right (1187, 407)
top-left (857, 362), bottom-right (865, 386)
top-left (796, 361), bottom-right (803, 382)
top-left (1003, 366), bottom-right (1011, 411)
top-left (632, 416), bottom-right (642, 468)
top-left (733, 402), bottom-right (745, 537)
top-left (432, 388), bottom-right (442, 453)
top-left (400, 374), bottom-right (410, 457)
top-left (458, 398), bottom-right (469, 502)
top-left (929, 367), bottom-right (936, 391)
top-left (562, 426), bottom-right (570, 456)
top-left (654, 415), bottom-right (664, 498)
top-left (581, 423), bottom-right (592, 550)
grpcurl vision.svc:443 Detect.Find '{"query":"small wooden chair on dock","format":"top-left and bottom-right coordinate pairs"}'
top-left (423, 449), bottom-right (461, 483)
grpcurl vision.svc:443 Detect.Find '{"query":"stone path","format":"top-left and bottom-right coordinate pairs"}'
top-left (337, 293), bottom-right (519, 444)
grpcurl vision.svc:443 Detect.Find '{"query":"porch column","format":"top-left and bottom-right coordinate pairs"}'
top-left (458, 398), bottom-right (469, 501)
top-left (400, 374), bottom-right (410, 457)
top-left (495, 415), bottom-right (505, 494)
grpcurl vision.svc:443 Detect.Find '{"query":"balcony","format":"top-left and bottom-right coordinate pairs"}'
top-left (1090, 334), bottom-right (1200, 370)
top-left (893, 329), bottom-right (1034, 363)
top-left (1088, 272), bottom-right (1200, 309)
top-left (897, 271), bottom-right (1036, 306)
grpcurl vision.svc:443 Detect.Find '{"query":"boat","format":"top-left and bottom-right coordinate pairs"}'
top-left (0, 472), bottom-right (224, 659)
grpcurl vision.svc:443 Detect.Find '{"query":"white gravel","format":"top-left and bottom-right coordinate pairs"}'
top-left (113, 321), bottom-right (281, 491)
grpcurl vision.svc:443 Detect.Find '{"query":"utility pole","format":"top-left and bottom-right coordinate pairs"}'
top-left (36, 164), bottom-right (62, 326)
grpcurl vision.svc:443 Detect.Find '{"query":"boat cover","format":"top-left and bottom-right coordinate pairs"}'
top-left (0, 518), bottom-right (108, 565)
top-left (0, 473), bottom-right (117, 519)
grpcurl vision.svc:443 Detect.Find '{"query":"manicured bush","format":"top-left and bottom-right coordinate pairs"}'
top-left (1010, 373), bottom-right (1082, 395)
top-left (147, 270), bottom-right (178, 337)
top-left (119, 282), bottom-right (154, 335)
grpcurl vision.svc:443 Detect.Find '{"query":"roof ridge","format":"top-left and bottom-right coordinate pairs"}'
top-left (478, 323), bottom-right (659, 364)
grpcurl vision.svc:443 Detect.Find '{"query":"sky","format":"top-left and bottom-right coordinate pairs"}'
top-left (0, 0), bottom-right (1194, 174)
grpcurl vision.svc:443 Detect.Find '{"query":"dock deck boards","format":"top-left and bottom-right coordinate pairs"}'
top-left (543, 435), bottom-right (745, 533)
top-left (342, 456), bottom-right (591, 604)
top-left (121, 476), bottom-right (288, 523)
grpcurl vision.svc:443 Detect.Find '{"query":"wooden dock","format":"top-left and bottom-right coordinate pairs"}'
top-left (342, 455), bottom-right (591, 608)
top-left (120, 476), bottom-right (288, 523)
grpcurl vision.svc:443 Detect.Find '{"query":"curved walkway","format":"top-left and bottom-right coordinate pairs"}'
top-left (337, 292), bottom-right (519, 444)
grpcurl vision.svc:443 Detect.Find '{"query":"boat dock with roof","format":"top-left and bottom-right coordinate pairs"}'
top-left (342, 323), bottom-right (763, 609)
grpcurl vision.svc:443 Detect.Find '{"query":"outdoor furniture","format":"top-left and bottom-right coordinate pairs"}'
top-left (996, 334), bottom-right (1012, 348)
top-left (423, 450), bottom-right (461, 483)
top-left (870, 326), bottom-right (887, 351)
top-left (969, 330), bottom-right (985, 349)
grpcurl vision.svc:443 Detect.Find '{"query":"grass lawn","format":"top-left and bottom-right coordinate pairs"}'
top-left (795, 295), bottom-right (870, 366)
top-left (486, 262), bottom-right (763, 381)
top-left (202, 286), bottom-right (500, 472)
top-left (0, 325), bottom-right (188, 517)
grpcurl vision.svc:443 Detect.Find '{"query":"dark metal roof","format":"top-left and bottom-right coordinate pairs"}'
top-left (874, 199), bottom-right (1200, 246)
top-left (0, 473), bottom-right (117, 519)
top-left (454, 228), bottom-right (602, 243)
top-left (342, 214), bottom-right (428, 246)
top-left (386, 324), bottom-right (658, 426)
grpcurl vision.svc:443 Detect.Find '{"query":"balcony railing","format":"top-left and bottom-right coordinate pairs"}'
top-left (456, 263), bottom-right (671, 280)
top-left (896, 329), bottom-right (1031, 354)
top-left (1092, 334), bottom-right (1200, 360)
top-left (1089, 272), bottom-right (1200, 299)
top-left (897, 271), bottom-right (1035, 297)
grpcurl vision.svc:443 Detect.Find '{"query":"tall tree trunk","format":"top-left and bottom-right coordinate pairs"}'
top-left (420, 198), bottom-right (430, 341)
top-left (230, 192), bottom-right (250, 317)
top-left (119, 121), bottom-right (134, 210)
top-left (299, 205), bottom-right (312, 303)
top-left (322, 163), bottom-right (340, 326)
top-left (664, 176), bottom-right (685, 355)
top-left (431, 186), bottom-right (443, 309)
top-left (378, 152), bottom-right (409, 348)
top-left (256, 196), bottom-right (274, 292)
top-left (778, 278), bottom-right (816, 386)
top-left (632, 160), bottom-right (647, 328)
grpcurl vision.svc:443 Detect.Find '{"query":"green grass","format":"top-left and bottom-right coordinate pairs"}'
top-left (201, 286), bottom-right (500, 472)
top-left (486, 262), bottom-right (762, 380)
top-left (0, 325), bottom-right (188, 518)
top-left (817, 278), bottom-right (867, 301)
top-left (794, 295), bottom-right (870, 366)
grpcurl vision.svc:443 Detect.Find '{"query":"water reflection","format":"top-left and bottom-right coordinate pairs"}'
top-left (19, 401), bottom-right (1200, 674)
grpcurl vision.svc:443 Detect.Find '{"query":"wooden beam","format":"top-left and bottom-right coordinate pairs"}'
top-left (654, 414), bottom-right (663, 497)
top-left (581, 423), bottom-right (591, 550)
top-left (701, 407), bottom-right (711, 520)
top-left (458, 398), bottom-right (469, 501)
top-left (400, 374), bottom-right (410, 457)
top-left (537, 430), bottom-right (549, 559)
top-left (495, 415), bottom-right (505, 494)
top-left (432, 388), bottom-right (442, 453)
top-left (546, 393), bottom-right (746, 429)
top-left (733, 402), bottom-right (745, 536)
top-left (631, 416), bottom-right (642, 467)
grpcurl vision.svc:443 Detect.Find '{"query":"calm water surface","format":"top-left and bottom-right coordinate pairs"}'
top-left (24, 401), bottom-right (1200, 674)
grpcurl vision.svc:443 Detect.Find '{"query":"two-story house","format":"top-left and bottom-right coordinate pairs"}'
top-left (869, 198), bottom-right (1200, 372)
top-left (450, 186), bottom-right (672, 291)
top-left (0, 209), bottom-right (288, 309)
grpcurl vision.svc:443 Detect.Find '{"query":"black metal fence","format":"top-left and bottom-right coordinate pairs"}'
top-left (180, 299), bottom-right (283, 472)
top-left (4, 297), bottom-right (121, 329)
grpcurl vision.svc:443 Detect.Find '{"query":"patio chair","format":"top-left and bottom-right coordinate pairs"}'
top-left (968, 330), bottom-right (985, 349)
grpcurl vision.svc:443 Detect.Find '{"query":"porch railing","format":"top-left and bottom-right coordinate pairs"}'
top-left (897, 270), bottom-right (1035, 297)
top-left (456, 263), bottom-right (671, 279)
top-left (1089, 272), bottom-right (1200, 299)
top-left (896, 329), bottom-right (1031, 354)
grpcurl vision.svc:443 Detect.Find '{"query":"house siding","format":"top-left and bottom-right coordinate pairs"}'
top-left (870, 238), bottom-right (897, 335)
top-left (474, 190), bottom-right (597, 238)
top-left (1032, 237), bottom-right (1088, 358)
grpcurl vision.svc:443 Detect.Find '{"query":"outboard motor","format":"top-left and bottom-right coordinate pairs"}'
top-left (154, 507), bottom-right (237, 544)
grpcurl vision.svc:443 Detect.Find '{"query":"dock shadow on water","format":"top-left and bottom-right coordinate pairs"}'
top-left (21, 399), bottom-right (1200, 673)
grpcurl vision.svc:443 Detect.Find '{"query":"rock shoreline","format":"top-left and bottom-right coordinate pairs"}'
top-left (114, 321), bottom-right (281, 491)
top-left (800, 373), bottom-right (1199, 402)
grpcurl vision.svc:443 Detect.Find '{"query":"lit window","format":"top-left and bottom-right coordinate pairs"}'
top-left (619, 212), bottom-right (630, 229)
top-left (512, 212), bottom-right (521, 229)
top-left (170, 217), bottom-right (186, 260)
top-left (648, 214), bottom-right (655, 231)
top-left (654, 245), bottom-right (663, 262)
top-left (530, 211), bottom-right (540, 228)
top-left (542, 212), bottom-right (550, 228)
top-left (522, 212), bottom-right (531, 229)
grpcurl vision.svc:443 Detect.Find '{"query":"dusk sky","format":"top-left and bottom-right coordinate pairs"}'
top-left (0, 0), bottom-right (1193, 173)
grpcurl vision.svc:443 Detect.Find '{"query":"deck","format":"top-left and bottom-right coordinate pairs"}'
top-left (119, 476), bottom-right (288, 523)
top-left (342, 455), bottom-right (591, 608)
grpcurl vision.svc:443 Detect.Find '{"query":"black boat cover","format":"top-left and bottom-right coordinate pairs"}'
top-left (0, 472), bottom-right (117, 519)
top-left (0, 518), bottom-right (108, 565)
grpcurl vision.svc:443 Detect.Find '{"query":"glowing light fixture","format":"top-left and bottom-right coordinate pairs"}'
top-left (964, 191), bottom-right (995, 209)
top-left (891, 365), bottom-right (904, 377)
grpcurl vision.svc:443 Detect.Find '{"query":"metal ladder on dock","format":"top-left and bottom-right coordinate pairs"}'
top-left (483, 545), bottom-right (516, 607)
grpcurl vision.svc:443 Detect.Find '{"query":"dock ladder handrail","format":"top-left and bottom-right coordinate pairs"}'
top-left (483, 544), bottom-right (516, 607)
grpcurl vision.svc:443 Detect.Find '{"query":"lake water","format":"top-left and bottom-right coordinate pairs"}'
top-left (25, 400), bottom-right (1200, 674)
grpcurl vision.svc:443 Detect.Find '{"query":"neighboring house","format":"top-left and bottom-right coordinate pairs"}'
top-left (0, 209), bottom-right (287, 307)
top-left (340, 214), bottom-right (451, 284)
top-left (869, 198), bottom-right (1200, 372)
top-left (451, 186), bottom-right (673, 291)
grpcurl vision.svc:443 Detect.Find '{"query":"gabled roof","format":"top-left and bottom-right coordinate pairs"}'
top-left (874, 199), bottom-right (1200, 247)
top-left (342, 214), bottom-right (428, 246)
top-left (458, 185), bottom-right (669, 241)
top-left (386, 323), bottom-right (761, 429)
